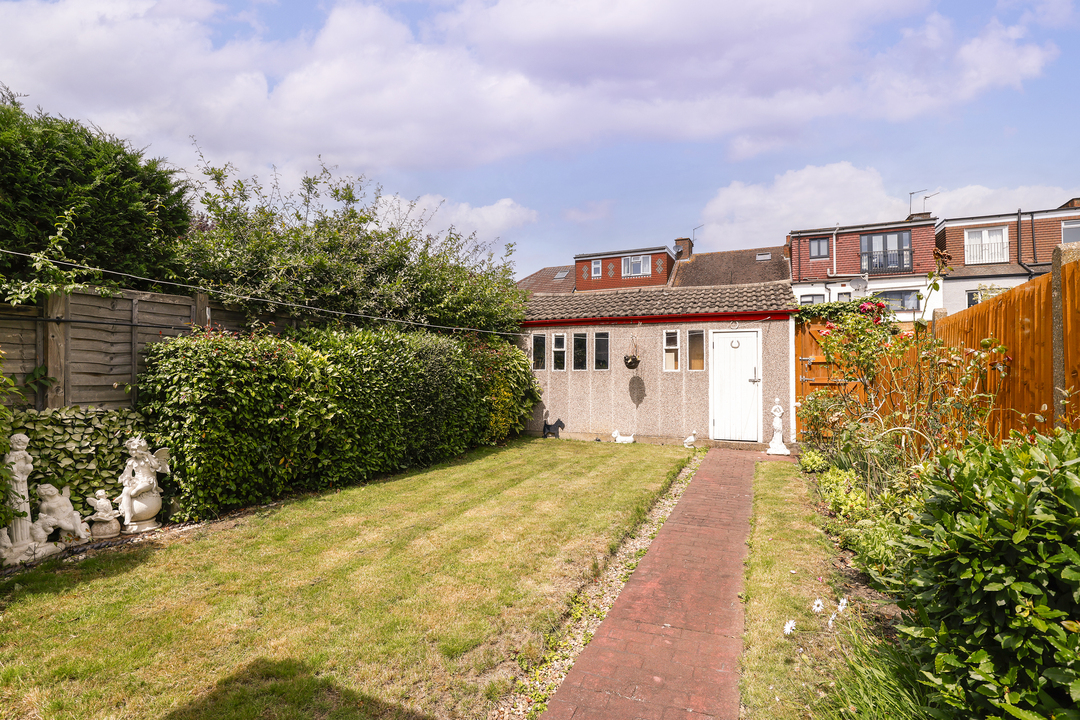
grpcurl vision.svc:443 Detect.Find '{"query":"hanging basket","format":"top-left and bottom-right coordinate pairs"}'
top-left (623, 335), bottom-right (640, 369)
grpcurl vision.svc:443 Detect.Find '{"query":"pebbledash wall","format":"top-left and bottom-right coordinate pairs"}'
top-left (521, 303), bottom-right (796, 447)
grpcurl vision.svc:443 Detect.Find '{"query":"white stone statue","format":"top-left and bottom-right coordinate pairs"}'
top-left (115, 437), bottom-right (169, 533)
top-left (37, 483), bottom-right (90, 542)
top-left (4, 433), bottom-right (33, 546)
top-left (1, 509), bottom-right (65, 566)
top-left (766, 398), bottom-right (791, 456)
top-left (85, 489), bottom-right (122, 539)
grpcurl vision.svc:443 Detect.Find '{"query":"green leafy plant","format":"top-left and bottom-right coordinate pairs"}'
top-left (798, 447), bottom-right (830, 473)
top-left (884, 430), bottom-right (1080, 719)
top-left (0, 349), bottom-right (21, 528)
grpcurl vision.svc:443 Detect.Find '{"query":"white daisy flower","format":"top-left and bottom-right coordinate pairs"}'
top-left (812, 599), bottom-right (825, 614)
top-left (838, 598), bottom-right (849, 613)
top-left (783, 620), bottom-right (796, 635)
top-left (828, 612), bottom-right (837, 629)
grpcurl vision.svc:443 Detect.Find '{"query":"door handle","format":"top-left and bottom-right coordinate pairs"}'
top-left (749, 367), bottom-right (761, 383)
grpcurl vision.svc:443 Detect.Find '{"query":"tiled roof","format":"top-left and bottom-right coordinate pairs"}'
top-left (672, 246), bottom-right (790, 287)
top-left (525, 280), bottom-right (796, 322)
top-left (516, 265), bottom-right (576, 294)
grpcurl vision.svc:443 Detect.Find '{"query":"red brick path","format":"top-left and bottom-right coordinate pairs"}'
top-left (540, 448), bottom-right (791, 720)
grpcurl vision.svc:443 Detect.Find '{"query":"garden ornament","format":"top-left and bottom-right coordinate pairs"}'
top-left (683, 430), bottom-right (696, 448)
top-left (115, 437), bottom-right (169, 533)
top-left (4, 433), bottom-right (33, 546)
top-left (766, 399), bottom-right (790, 456)
top-left (611, 429), bottom-right (635, 444)
top-left (37, 483), bottom-right (91, 542)
top-left (85, 489), bottom-right (122, 539)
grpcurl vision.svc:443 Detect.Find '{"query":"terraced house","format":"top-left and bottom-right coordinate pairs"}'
top-left (517, 240), bottom-right (797, 447)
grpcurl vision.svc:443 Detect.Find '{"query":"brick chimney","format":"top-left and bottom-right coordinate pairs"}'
top-left (674, 237), bottom-right (693, 260)
top-left (1059, 198), bottom-right (1080, 209)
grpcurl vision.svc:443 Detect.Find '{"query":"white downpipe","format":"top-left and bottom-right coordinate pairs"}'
top-left (827, 225), bottom-right (839, 278)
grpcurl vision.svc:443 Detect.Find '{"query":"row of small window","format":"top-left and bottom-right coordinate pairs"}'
top-left (799, 289), bottom-right (920, 310)
top-left (590, 255), bottom-right (652, 278)
top-left (807, 231), bottom-right (913, 260)
top-left (532, 331), bottom-right (706, 371)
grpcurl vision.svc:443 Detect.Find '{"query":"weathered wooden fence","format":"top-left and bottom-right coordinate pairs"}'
top-left (0, 289), bottom-right (300, 410)
top-left (795, 242), bottom-right (1080, 440)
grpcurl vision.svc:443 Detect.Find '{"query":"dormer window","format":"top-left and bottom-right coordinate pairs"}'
top-left (591, 259), bottom-right (601, 277)
top-left (622, 255), bottom-right (651, 277)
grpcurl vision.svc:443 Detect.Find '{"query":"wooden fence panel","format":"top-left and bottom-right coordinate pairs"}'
top-left (68, 293), bottom-right (136, 408)
top-left (0, 305), bottom-right (42, 406)
top-left (934, 273), bottom-right (1054, 438)
top-left (1062, 261), bottom-right (1080, 427)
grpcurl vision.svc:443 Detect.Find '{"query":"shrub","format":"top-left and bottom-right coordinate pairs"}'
top-left (8, 407), bottom-right (146, 517)
top-left (138, 326), bottom-right (540, 521)
top-left (817, 467), bottom-right (868, 525)
top-left (0, 350), bottom-right (18, 527)
top-left (798, 447), bottom-right (830, 473)
top-left (886, 430), bottom-right (1080, 719)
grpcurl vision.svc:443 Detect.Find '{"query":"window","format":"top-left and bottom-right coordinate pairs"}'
top-left (572, 333), bottom-right (587, 370)
top-left (800, 294), bottom-right (825, 304)
top-left (664, 331), bottom-right (680, 371)
top-left (553, 269), bottom-right (569, 280)
top-left (591, 259), bottom-right (601, 278)
top-left (756, 252), bottom-right (772, 261)
top-left (860, 231), bottom-right (912, 273)
top-left (1063, 220), bottom-right (1080, 245)
top-left (552, 334), bottom-right (566, 370)
top-left (532, 334), bottom-right (545, 370)
top-left (688, 330), bottom-right (704, 371)
top-left (964, 227), bottom-right (1009, 265)
top-left (877, 290), bottom-right (920, 311)
top-left (622, 255), bottom-right (652, 277)
top-left (809, 237), bottom-right (829, 259)
top-left (967, 290), bottom-right (981, 308)
top-left (594, 332), bottom-right (609, 370)
top-left (837, 292), bottom-right (852, 302)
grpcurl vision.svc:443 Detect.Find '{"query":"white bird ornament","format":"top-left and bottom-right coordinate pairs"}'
top-left (683, 430), bottom-right (696, 448)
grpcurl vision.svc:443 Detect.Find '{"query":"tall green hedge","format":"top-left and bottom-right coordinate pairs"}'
top-left (137, 327), bottom-right (540, 521)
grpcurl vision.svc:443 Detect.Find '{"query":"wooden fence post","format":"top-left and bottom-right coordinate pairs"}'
top-left (195, 292), bottom-right (210, 328)
top-left (44, 293), bottom-right (67, 408)
top-left (1052, 241), bottom-right (1080, 427)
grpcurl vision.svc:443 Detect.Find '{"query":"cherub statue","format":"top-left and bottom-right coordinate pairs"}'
top-left (4, 433), bottom-right (33, 545)
top-left (85, 489), bottom-right (121, 522)
top-left (115, 437), bottom-right (169, 532)
top-left (766, 398), bottom-right (790, 456)
top-left (36, 483), bottom-right (90, 540)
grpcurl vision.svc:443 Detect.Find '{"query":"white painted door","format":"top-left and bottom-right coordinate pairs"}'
top-left (710, 331), bottom-right (761, 442)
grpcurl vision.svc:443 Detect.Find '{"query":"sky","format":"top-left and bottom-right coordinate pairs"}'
top-left (1, 0), bottom-right (1078, 279)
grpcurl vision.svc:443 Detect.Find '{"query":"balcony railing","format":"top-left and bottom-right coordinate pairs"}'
top-left (860, 249), bottom-right (912, 275)
top-left (964, 240), bottom-right (1010, 265)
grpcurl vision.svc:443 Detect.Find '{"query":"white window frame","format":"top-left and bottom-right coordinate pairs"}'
top-left (594, 331), bottom-right (609, 371)
top-left (964, 226), bottom-right (1010, 265)
top-left (800, 294), bottom-right (825, 304)
top-left (687, 330), bottom-right (705, 372)
top-left (552, 333), bottom-right (566, 371)
top-left (1063, 220), bottom-right (1080, 244)
top-left (591, 259), bottom-right (601, 278)
top-left (531, 334), bottom-right (546, 370)
top-left (622, 255), bottom-right (652, 277)
top-left (663, 330), bottom-right (680, 371)
top-left (572, 332), bottom-right (588, 371)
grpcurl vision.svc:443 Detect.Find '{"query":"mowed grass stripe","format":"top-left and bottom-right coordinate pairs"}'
top-left (0, 438), bottom-right (688, 720)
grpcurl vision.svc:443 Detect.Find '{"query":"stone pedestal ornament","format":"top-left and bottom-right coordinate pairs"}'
top-left (85, 489), bottom-right (122, 539)
top-left (115, 437), bottom-right (169, 534)
top-left (766, 399), bottom-right (791, 456)
top-left (4, 433), bottom-right (33, 545)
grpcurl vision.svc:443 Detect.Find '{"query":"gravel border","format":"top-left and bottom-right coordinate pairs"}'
top-left (488, 449), bottom-right (706, 719)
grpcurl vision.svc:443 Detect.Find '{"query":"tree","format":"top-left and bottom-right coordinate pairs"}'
top-left (176, 162), bottom-right (527, 334)
top-left (0, 85), bottom-right (190, 291)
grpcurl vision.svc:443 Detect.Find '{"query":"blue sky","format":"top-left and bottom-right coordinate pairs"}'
top-left (1, 0), bottom-right (1077, 278)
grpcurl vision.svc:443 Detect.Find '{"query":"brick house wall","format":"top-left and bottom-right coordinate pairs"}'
top-left (790, 222), bottom-right (936, 281)
top-left (936, 211), bottom-right (1080, 267)
top-left (574, 252), bottom-right (674, 291)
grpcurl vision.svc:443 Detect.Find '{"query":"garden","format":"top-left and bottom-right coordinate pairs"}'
top-left (760, 294), bottom-right (1080, 720)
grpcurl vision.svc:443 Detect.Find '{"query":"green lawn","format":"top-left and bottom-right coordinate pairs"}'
top-left (0, 438), bottom-right (689, 720)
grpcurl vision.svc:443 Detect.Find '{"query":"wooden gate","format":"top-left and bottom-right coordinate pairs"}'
top-left (794, 321), bottom-right (863, 440)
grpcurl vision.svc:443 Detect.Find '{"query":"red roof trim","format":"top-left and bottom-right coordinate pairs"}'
top-left (521, 310), bottom-right (795, 327)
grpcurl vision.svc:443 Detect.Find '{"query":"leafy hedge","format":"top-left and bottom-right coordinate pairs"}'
top-left (8, 407), bottom-right (146, 517)
top-left (138, 326), bottom-right (540, 521)
top-left (887, 430), bottom-right (1080, 720)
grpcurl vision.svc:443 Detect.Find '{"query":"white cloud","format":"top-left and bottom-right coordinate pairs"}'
top-left (700, 162), bottom-right (1080, 251)
top-left (409, 195), bottom-right (539, 241)
top-left (564, 200), bottom-right (614, 223)
top-left (0, 0), bottom-right (1063, 171)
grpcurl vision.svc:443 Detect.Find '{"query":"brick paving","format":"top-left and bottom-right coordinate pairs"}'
top-left (540, 448), bottom-right (792, 720)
